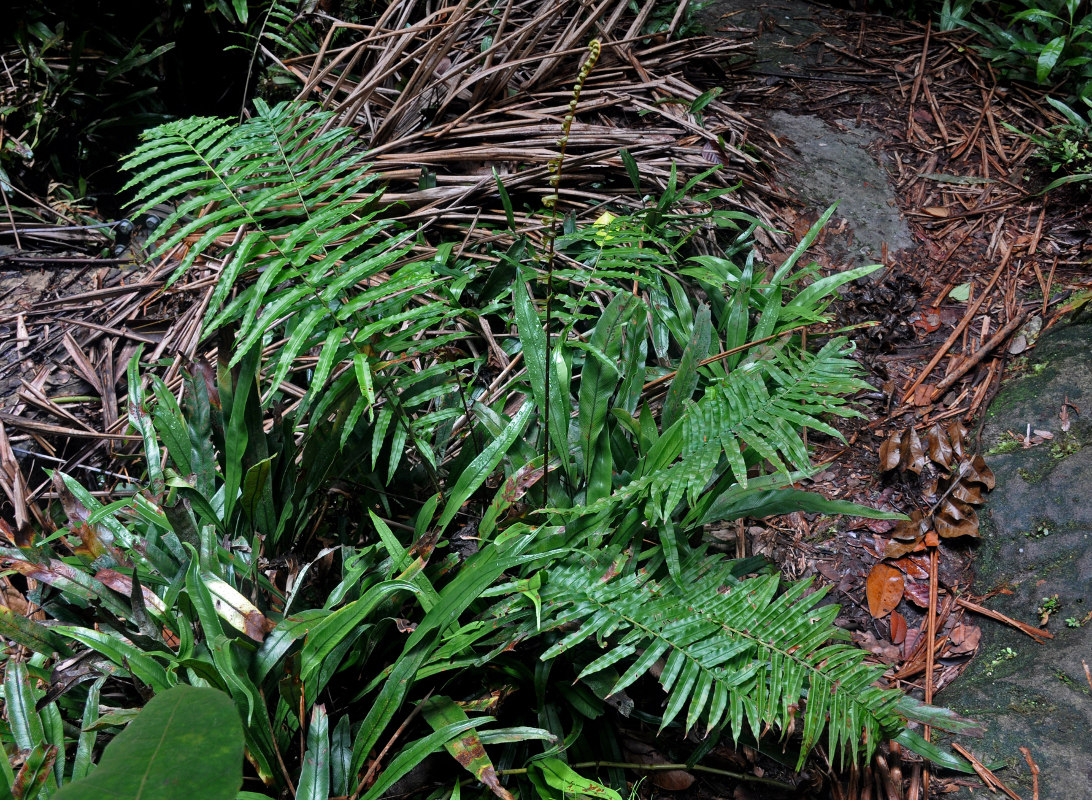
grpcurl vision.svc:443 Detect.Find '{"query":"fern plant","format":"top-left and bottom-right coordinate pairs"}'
top-left (14, 85), bottom-right (983, 800)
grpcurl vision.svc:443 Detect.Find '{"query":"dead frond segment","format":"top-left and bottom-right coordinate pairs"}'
top-left (264, 0), bottom-right (781, 230)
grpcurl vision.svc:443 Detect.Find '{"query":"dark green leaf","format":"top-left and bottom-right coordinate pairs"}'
top-left (53, 685), bottom-right (243, 800)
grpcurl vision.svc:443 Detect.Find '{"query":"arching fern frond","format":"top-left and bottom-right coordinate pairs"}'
top-left (533, 551), bottom-right (904, 769)
top-left (121, 99), bottom-right (465, 475)
top-left (565, 336), bottom-right (871, 525)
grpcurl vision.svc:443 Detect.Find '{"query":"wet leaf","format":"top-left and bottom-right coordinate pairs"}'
top-left (866, 563), bottom-right (905, 619)
top-left (878, 430), bottom-right (903, 472)
top-left (925, 424), bottom-right (952, 468)
top-left (890, 556), bottom-right (930, 580)
top-left (899, 426), bottom-right (927, 475)
top-left (904, 581), bottom-right (930, 608)
top-left (890, 610), bottom-right (907, 645)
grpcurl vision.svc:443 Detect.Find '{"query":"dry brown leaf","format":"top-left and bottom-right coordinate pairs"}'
top-left (899, 426), bottom-right (928, 474)
top-left (969, 453), bottom-right (995, 490)
top-left (866, 563), bottom-right (905, 619)
top-left (923, 206), bottom-right (950, 217)
top-left (890, 609), bottom-right (907, 645)
top-left (948, 623), bottom-right (981, 655)
top-left (852, 629), bottom-right (902, 663)
top-left (878, 430), bottom-right (903, 472)
top-left (949, 480), bottom-right (984, 505)
top-left (883, 538), bottom-right (922, 559)
top-left (925, 423), bottom-right (953, 468)
top-left (947, 421), bottom-right (967, 459)
top-left (652, 770), bottom-right (696, 791)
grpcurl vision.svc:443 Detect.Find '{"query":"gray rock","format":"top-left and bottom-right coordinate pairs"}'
top-left (940, 318), bottom-right (1092, 798)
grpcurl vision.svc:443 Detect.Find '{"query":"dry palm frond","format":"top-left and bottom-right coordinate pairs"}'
top-left (265, 0), bottom-right (784, 237)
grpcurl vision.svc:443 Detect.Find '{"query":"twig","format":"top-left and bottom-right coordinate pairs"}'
top-left (922, 540), bottom-right (939, 798)
top-left (951, 743), bottom-right (1024, 800)
top-left (497, 760), bottom-right (794, 790)
top-left (955, 596), bottom-right (1052, 643)
top-left (906, 20), bottom-right (931, 140)
top-left (349, 691), bottom-right (432, 800)
top-left (929, 310), bottom-right (1029, 400)
top-left (1019, 747), bottom-right (1039, 800)
top-left (901, 238), bottom-right (1013, 405)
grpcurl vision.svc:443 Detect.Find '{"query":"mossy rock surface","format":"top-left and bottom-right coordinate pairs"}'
top-left (941, 319), bottom-right (1092, 798)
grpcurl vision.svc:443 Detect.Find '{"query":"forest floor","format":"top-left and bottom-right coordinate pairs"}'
top-left (1, 1), bottom-right (1091, 798)
top-left (698, 1), bottom-right (1092, 797)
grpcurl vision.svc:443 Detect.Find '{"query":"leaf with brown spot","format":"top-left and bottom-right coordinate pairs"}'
top-left (925, 423), bottom-right (953, 468)
top-left (866, 563), bottom-right (905, 619)
top-left (878, 430), bottom-right (903, 472)
top-left (420, 696), bottom-right (520, 800)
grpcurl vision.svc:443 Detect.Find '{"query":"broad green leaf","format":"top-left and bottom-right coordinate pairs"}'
top-left (697, 487), bottom-right (907, 526)
top-left (72, 677), bottom-right (106, 782)
top-left (769, 203), bottom-right (839, 286)
top-left (296, 705), bottom-right (329, 800)
top-left (661, 303), bottom-right (711, 429)
top-left (577, 293), bottom-right (640, 480)
top-left (531, 758), bottom-right (622, 800)
top-left (1036, 36), bottom-right (1066, 83)
top-left (4, 660), bottom-right (45, 752)
top-left (436, 402), bottom-right (533, 535)
top-left (420, 697), bottom-right (513, 800)
top-left (53, 685), bottom-right (243, 800)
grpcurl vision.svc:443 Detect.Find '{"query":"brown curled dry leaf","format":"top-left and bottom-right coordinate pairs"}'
top-left (866, 562), bottom-right (905, 619)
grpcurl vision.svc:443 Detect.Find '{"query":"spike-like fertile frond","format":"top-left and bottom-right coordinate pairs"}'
top-left (535, 552), bottom-right (904, 769)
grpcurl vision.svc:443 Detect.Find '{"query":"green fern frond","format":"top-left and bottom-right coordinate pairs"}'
top-left (121, 99), bottom-right (470, 484)
top-left (563, 336), bottom-right (870, 524)
top-left (534, 552), bottom-right (904, 769)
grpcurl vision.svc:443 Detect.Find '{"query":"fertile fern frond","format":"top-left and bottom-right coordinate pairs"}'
top-left (534, 552), bottom-right (905, 769)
